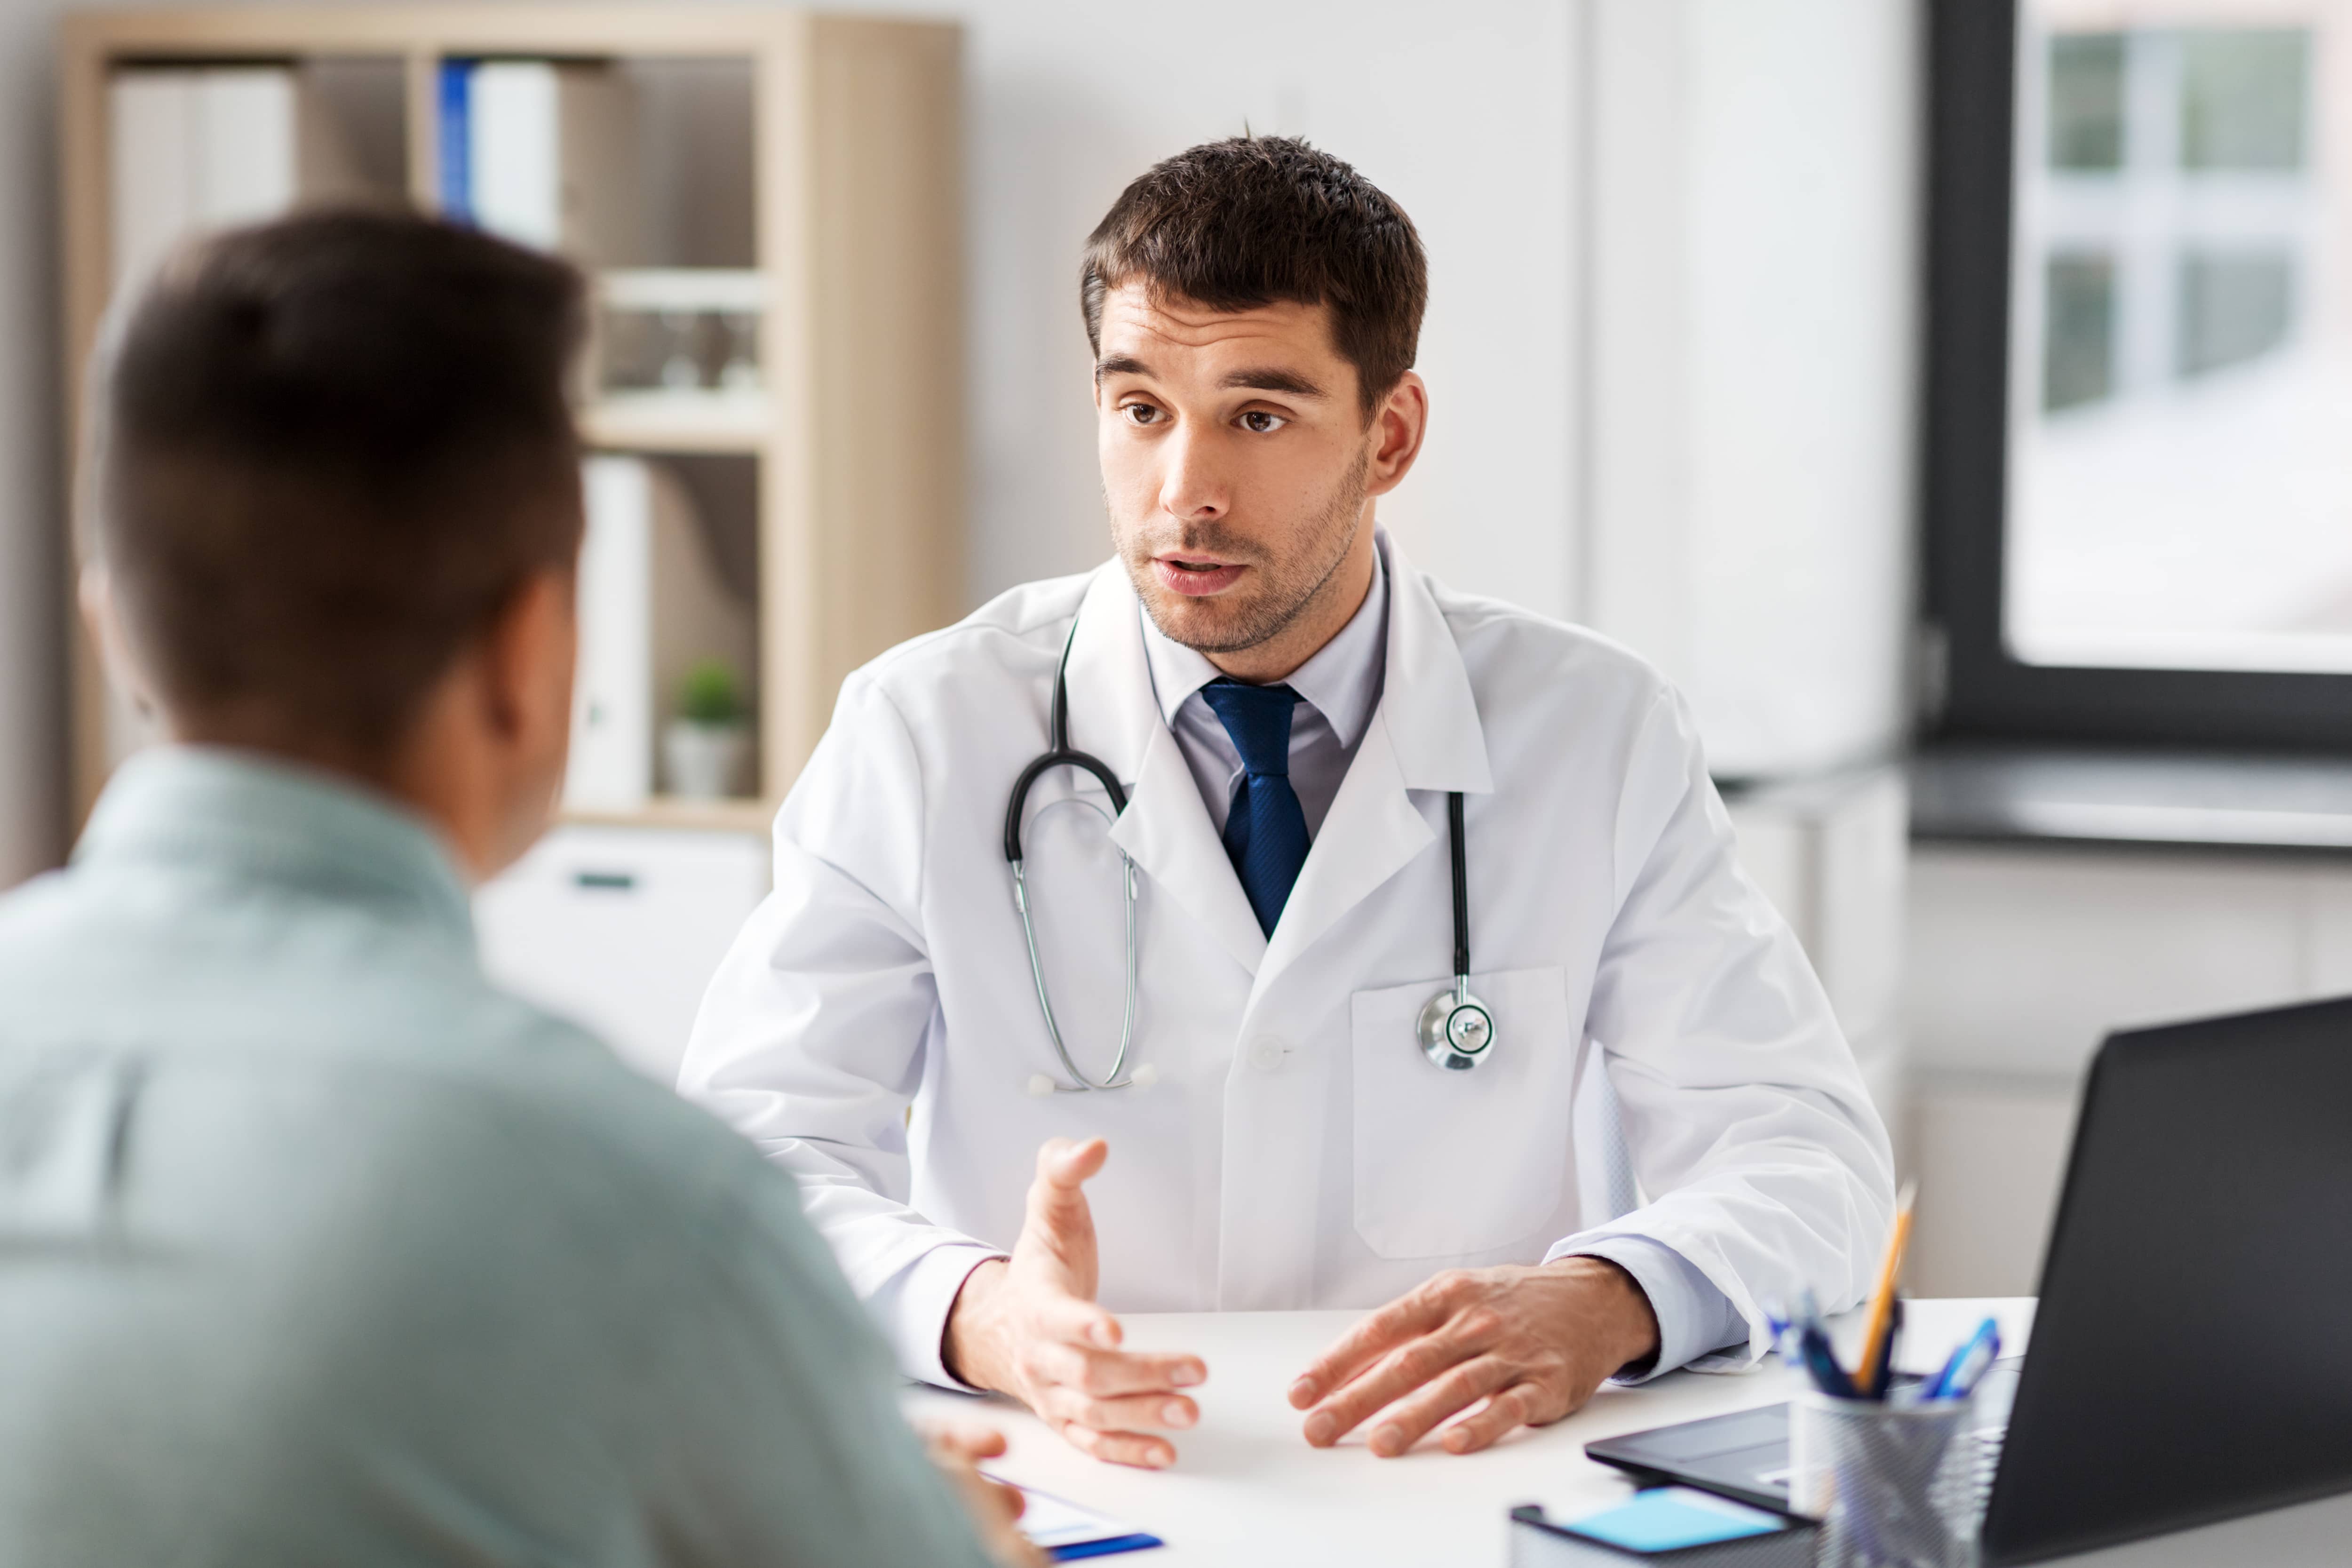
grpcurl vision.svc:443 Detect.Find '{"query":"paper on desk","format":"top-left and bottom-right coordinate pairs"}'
top-left (995, 1478), bottom-right (1163, 1560)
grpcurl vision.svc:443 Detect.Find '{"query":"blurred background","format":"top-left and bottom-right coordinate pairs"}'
top-left (0, 0), bottom-right (2345, 1300)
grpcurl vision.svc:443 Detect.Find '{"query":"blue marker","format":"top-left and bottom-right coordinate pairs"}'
top-left (1799, 1323), bottom-right (1860, 1400)
top-left (1927, 1318), bottom-right (2001, 1401)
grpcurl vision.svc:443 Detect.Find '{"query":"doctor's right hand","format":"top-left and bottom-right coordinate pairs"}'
top-left (943, 1138), bottom-right (1208, 1469)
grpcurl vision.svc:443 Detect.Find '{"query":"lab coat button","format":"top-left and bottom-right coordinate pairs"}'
top-left (1248, 1036), bottom-right (1284, 1073)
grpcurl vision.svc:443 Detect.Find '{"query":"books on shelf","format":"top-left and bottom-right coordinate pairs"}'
top-left (567, 456), bottom-right (757, 812)
top-left (436, 59), bottom-right (644, 262)
top-left (107, 64), bottom-right (378, 296)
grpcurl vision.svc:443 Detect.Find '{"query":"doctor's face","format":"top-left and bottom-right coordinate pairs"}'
top-left (1094, 285), bottom-right (1426, 669)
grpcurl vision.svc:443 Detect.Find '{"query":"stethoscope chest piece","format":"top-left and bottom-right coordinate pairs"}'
top-left (1418, 979), bottom-right (1496, 1071)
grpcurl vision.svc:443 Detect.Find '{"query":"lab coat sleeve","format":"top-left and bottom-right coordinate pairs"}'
top-left (679, 672), bottom-right (1005, 1388)
top-left (1541, 687), bottom-right (1896, 1370)
top-left (1569, 1234), bottom-right (1750, 1382)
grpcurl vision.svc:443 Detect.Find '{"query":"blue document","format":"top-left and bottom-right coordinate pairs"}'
top-left (999, 1480), bottom-right (1163, 1560)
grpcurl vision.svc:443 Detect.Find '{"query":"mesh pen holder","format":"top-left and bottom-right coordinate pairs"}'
top-left (1789, 1389), bottom-right (1984, 1568)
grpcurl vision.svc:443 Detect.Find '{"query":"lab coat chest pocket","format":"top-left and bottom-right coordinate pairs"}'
top-left (1350, 966), bottom-right (1576, 1260)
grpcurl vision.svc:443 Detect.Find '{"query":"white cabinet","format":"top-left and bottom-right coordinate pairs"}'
top-left (1724, 764), bottom-right (1909, 1127)
top-left (1903, 844), bottom-right (2352, 1295)
top-left (475, 825), bottom-right (769, 1083)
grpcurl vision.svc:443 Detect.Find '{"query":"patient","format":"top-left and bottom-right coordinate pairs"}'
top-left (0, 211), bottom-right (1028, 1566)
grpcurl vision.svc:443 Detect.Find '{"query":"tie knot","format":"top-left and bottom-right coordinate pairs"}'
top-left (1200, 679), bottom-right (1301, 777)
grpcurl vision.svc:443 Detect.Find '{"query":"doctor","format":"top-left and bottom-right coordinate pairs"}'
top-left (683, 135), bottom-right (1894, 1471)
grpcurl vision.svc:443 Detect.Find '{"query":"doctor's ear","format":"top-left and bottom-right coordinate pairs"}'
top-left (1362, 370), bottom-right (1428, 499)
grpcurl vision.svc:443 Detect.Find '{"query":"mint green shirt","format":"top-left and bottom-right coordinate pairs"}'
top-left (0, 748), bottom-right (995, 1568)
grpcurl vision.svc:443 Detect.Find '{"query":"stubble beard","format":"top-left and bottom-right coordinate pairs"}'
top-left (1119, 453), bottom-right (1372, 656)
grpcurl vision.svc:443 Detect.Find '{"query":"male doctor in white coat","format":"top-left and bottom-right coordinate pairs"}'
top-left (683, 136), bottom-right (1895, 1471)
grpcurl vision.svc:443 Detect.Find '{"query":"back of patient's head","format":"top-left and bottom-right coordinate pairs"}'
top-left (93, 209), bottom-right (587, 764)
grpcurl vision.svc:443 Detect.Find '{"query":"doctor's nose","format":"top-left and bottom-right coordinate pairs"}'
top-left (1155, 428), bottom-right (1231, 523)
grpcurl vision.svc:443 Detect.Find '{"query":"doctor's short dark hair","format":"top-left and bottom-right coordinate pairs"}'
top-left (91, 207), bottom-right (587, 758)
top-left (1081, 135), bottom-right (1428, 417)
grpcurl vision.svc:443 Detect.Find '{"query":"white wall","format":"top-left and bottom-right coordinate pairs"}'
top-left (1585, 0), bottom-right (1920, 779)
top-left (881, 0), bottom-right (1585, 620)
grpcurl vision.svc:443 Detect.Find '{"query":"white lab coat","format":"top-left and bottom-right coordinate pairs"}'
top-left (682, 539), bottom-right (1895, 1385)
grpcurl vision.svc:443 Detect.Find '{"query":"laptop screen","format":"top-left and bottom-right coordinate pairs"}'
top-left (1982, 995), bottom-right (2352, 1564)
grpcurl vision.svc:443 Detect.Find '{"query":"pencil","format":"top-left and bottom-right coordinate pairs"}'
top-left (1854, 1179), bottom-right (1917, 1397)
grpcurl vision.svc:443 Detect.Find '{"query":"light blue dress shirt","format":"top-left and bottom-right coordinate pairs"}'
top-left (0, 748), bottom-right (996, 1568)
top-left (1138, 536), bottom-right (1746, 1378)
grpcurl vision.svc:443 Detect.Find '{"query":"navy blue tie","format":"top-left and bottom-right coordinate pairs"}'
top-left (1200, 679), bottom-right (1310, 937)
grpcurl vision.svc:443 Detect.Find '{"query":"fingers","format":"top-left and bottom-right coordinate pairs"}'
top-left (1441, 1382), bottom-right (1548, 1455)
top-left (1038, 1385), bottom-right (1199, 1436)
top-left (1289, 1278), bottom-right (1461, 1409)
top-left (1020, 1139), bottom-right (1105, 1297)
top-left (925, 1433), bottom-right (1043, 1568)
top-left (1035, 1136), bottom-right (1108, 1190)
top-left (1058, 1420), bottom-right (1177, 1470)
top-left (1031, 1289), bottom-right (1122, 1350)
top-left (1357, 1354), bottom-right (1517, 1457)
top-left (917, 1419), bottom-right (1010, 1464)
top-left (1302, 1311), bottom-right (1500, 1448)
top-left (1024, 1338), bottom-right (1206, 1400)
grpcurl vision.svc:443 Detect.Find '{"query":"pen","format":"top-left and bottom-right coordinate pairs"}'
top-left (1798, 1322), bottom-right (1860, 1399)
top-left (1854, 1179), bottom-right (1917, 1398)
top-left (1927, 1318), bottom-right (2001, 1401)
top-left (1866, 1296), bottom-right (1902, 1398)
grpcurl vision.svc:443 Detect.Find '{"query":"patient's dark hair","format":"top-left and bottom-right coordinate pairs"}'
top-left (94, 208), bottom-right (587, 757)
top-left (1080, 135), bottom-right (1427, 415)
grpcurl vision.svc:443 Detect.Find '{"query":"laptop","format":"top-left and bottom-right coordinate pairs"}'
top-left (1587, 994), bottom-right (2352, 1565)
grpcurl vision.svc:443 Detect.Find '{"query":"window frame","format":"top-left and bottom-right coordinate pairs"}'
top-left (1923, 0), bottom-right (2352, 752)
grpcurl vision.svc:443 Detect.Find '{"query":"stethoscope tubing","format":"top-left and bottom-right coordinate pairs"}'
top-left (1004, 618), bottom-right (1145, 1092)
top-left (1005, 605), bottom-right (1487, 1090)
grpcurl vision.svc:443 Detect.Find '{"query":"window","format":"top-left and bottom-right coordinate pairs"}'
top-left (1926, 1), bottom-right (2352, 748)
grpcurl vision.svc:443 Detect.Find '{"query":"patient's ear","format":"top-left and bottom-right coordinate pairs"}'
top-left (480, 566), bottom-right (577, 760)
top-left (78, 564), bottom-right (159, 720)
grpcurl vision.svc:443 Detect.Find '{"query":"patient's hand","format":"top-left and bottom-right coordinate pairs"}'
top-left (916, 1419), bottom-right (1046, 1568)
top-left (1287, 1257), bottom-right (1660, 1457)
top-left (943, 1138), bottom-right (1208, 1469)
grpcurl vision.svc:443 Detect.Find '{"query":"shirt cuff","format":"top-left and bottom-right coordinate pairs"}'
top-left (865, 1242), bottom-right (1008, 1390)
top-left (1557, 1235), bottom-right (1748, 1385)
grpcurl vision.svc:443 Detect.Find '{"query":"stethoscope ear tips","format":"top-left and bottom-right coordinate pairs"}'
top-left (1025, 1062), bottom-right (1157, 1096)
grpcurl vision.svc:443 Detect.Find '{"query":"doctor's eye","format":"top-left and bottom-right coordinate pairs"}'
top-left (1121, 402), bottom-right (1166, 427)
top-left (1238, 410), bottom-right (1288, 434)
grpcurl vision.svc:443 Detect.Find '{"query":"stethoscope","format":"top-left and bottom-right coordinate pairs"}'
top-left (1003, 615), bottom-right (1495, 1093)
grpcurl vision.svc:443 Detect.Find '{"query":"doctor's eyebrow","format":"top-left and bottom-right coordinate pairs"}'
top-left (1218, 367), bottom-right (1326, 398)
top-left (1093, 356), bottom-right (1327, 401)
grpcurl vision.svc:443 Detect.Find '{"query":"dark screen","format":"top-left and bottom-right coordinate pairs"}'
top-left (1983, 995), bottom-right (2352, 1563)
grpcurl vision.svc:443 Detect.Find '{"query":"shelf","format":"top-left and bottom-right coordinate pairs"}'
top-left (598, 268), bottom-right (766, 311)
top-left (560, 795), bottom-right (776, 835)
top-left (581, 389), bottom-right (770, 452)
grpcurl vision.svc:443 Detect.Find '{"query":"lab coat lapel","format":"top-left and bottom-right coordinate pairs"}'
top-left (1253, 537), bottom-right (1493, 997)
top-left (1065, 565), bottom-right (1270, 978)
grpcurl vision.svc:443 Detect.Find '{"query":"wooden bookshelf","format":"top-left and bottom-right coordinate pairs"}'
top-left (56, 5), bottom-right (965, 833)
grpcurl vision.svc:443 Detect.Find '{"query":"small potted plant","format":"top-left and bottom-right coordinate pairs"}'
top-left (664, 659), bottom-right (751, 800)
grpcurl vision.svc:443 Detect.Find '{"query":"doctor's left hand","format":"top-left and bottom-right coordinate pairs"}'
top-left (944, 1137), bottom-right (1209, 1469)
top-left (1287, 1258), bottom-right (1661, 1457)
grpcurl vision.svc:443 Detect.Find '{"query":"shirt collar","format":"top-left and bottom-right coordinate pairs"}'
top-left (73, 745), bottom-right (477, 945)
top-left (1139, 529), bottom-right (1391, 748)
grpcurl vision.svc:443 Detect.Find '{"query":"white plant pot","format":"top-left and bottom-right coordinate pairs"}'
top-left (663, 720), bottom-right (751, 800)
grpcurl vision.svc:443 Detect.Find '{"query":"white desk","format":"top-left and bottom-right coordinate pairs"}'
top-left (904, 1297), bottom-right (2352, 1566)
